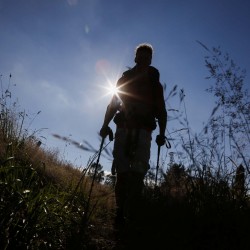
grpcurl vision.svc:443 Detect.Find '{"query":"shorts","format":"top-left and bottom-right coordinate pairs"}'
top-left (112, 128), bottom-right (152, 175)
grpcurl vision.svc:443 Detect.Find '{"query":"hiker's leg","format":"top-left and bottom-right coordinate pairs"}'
top-left (112, 128), bottom-right (130, 224)
top-left (128, 129), bottom-right (151, 221)
top-left (115, 172), bottom-right (130, 224)
top-left (127, 171), bottom-right (145, 220)
top-left (130, 129), bottom-right (151, 174)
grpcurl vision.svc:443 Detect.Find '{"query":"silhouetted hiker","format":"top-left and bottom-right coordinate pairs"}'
top-left (100, 43), bottom-right (167, 227)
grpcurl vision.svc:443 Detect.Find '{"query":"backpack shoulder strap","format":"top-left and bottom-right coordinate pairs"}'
top-left (117, 68), bottom-right (134, 87)
top-left (148, 66), bottom-right (160, 83)
top-left (122, 67), bottom-right (135, 77)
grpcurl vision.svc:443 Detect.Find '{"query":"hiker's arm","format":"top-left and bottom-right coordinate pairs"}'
top-left (102, 98), bottom-right (119, 128)
top-left (155, 82), bottom-right (167, 145)
top-left (100, 95), bottom-right (120, 137)
top-left (158, 109), bottom-right (167, 136)
top-left (156, 108), bottom-right (167, 147)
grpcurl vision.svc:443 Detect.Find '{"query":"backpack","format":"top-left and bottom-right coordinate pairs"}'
top-left (113, 66), bottom-right (160, 130)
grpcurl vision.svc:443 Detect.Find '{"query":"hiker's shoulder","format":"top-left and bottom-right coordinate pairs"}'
top-left (122, 67), bottom-right (135, 77)
top-left (148, 66), bottom-right (160, 81)
top-left (148, 66), bottom-right (160, 78)
top-left (122, 66), bottom-right (160, 76)
top-left (117, 69), bottom-right (132, 86)
top-left (149, 66), bottom-right (159, 73)
top-left (117, 68), bottom-right (135, 86)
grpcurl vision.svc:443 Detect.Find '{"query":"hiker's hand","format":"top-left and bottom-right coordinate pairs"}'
top-left (100, 126), bottom-right (113, 141)
top-left (156, 134), bottom-right (166, 146)
top-left (100, 126), bottom-right (109, 138)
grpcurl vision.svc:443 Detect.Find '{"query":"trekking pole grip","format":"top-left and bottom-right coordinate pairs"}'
top-left (165, 137), bottom-right (171, 149)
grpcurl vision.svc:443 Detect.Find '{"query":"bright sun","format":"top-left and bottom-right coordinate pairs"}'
top-left (99, 74), bottom-right (123, 100)
top-left (107, 84), bottom-right (119, 96)
top-left (104, 80), bottom-right (120, 97)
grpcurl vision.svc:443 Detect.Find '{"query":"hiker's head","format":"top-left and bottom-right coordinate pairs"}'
top-left (134, 43), bottom-right (153, 66)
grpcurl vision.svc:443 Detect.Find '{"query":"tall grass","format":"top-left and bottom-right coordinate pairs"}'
top-left (0, 75), bottom-right (115, 249)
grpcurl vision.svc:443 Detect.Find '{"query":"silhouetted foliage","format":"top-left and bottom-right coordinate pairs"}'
top-left (88, 163), bottom-right (105, 183)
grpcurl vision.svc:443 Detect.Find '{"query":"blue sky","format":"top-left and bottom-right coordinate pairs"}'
top-left (0, 0), bottom-right (249, 172)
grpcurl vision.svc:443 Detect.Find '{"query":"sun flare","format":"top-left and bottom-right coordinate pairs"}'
top-left (98, 69), bottom-right (125, 101)
top-left (107, 84), bottom-right (119, 96)
top-left (103, 79), bottom-right (121, 98)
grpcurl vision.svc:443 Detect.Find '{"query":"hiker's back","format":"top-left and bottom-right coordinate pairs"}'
top-left (116, 66), bottom-right (160, 129)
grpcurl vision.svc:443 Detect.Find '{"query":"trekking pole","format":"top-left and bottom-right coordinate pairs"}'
top-left (165, 137), bottom-right (171, 149)
top-left (88, 127), bottom-right (113, 196)
top-left (155, 136), bottom-right (171, 188)
top-left (85, 127), bottom-right (113, 222)
top-left (155, 145), bottom-right (161, 187)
